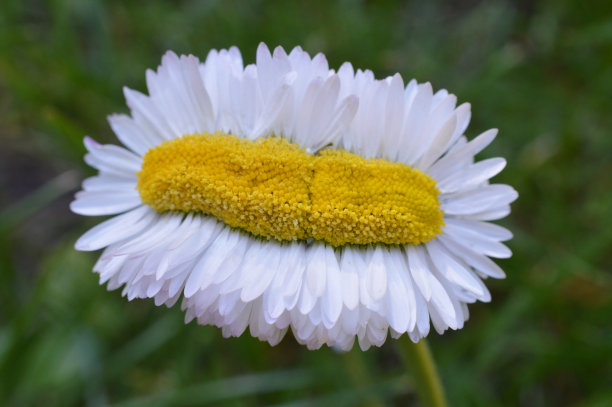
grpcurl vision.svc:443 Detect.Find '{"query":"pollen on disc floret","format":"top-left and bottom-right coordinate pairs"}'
top-left (137, 132), bottom-right (444, 247)
top-left (309, 149), bottom-right (443, 246)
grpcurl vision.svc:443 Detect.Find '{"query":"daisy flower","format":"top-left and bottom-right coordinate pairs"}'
top-left (71, 44), bottom-right (517, 350)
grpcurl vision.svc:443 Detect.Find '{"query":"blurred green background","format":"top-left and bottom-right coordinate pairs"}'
top-left (1, 0), bottom-right (611, 406)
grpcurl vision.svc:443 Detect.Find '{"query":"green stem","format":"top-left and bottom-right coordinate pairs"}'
top-left (397, 338), bottom-right (448, 407)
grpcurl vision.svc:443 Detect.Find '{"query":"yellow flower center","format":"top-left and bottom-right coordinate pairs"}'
top-left (137, 132), bottom-right (444, 247)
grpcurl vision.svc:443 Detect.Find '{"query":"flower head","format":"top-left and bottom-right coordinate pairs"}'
top-left (71, 44), bottom-right (517, 350)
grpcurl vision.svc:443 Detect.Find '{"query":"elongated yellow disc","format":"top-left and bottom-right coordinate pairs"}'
top-left (137, 132), bottom-right (443, 247)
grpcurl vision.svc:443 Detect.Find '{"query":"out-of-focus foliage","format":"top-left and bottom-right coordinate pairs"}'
top-left (1, 0), bottom-right (611, 406)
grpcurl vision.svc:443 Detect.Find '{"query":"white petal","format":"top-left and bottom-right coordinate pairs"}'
top-left (384, 250), bottom-right (415, 332)
top-left (81, 174), bottom-right (136, 192)
top-left (75, 206), bottom-right (153, 251)
top-left (445, 218), bottom-right (513, 241)
top-left (124, 87), bottom-right (174, 140)
top-left (398, 82), bottom-right (433, 164)
top-left (281, 243), bottom-right (306, 310)
top-left (366, 246), bottom-right (387, 301)
top-left (184, 226), bottom-right (239, 297)
top-left (417, 113), bottom-right (457, 170)
top-left (426, 239), bottom-right (484, 296)
top-left (442, 185), bottom-right (518, 216)
top-left (321, 247), bottom-right (342, 328)
top-left (239, 242), bottom-right (280, 302)
top-left (406, 245), bottom-right (432, 300)
top-left (438, 235), bottom-right (506, 279)
top-left (339, 248), bottom-right (361, 310)
top-left (380, 73), bottom-right (405, 160)
top-left (462, 205), bottom-right (512, 221)
top-left (71, 191), bottom-right (141, 216)
top-left (108, 114), bottom-right (159, 155)
top-left (305, 244), bottom-right (327, 298)
top-left (437, 157), bottom-right (507, 194)
top-left (427, 129), bottom-right (498, 180)
top-left (113, 213), bottom-right (183, 255)
top-left (428, 280), bottom-right (458, 330)
top-left (211, 234), bottom-right (249, 285)
top-left (83, 137), bottom-right (141, 177)
top-left (443, 223), bottom-right (512, 258)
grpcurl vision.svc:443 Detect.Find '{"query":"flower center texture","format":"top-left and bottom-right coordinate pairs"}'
top-left (137, 132), bottom-right (444, 247)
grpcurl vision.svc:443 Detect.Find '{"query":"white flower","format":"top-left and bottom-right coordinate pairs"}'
top-left (71, 44), bottom-right (517, 350)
